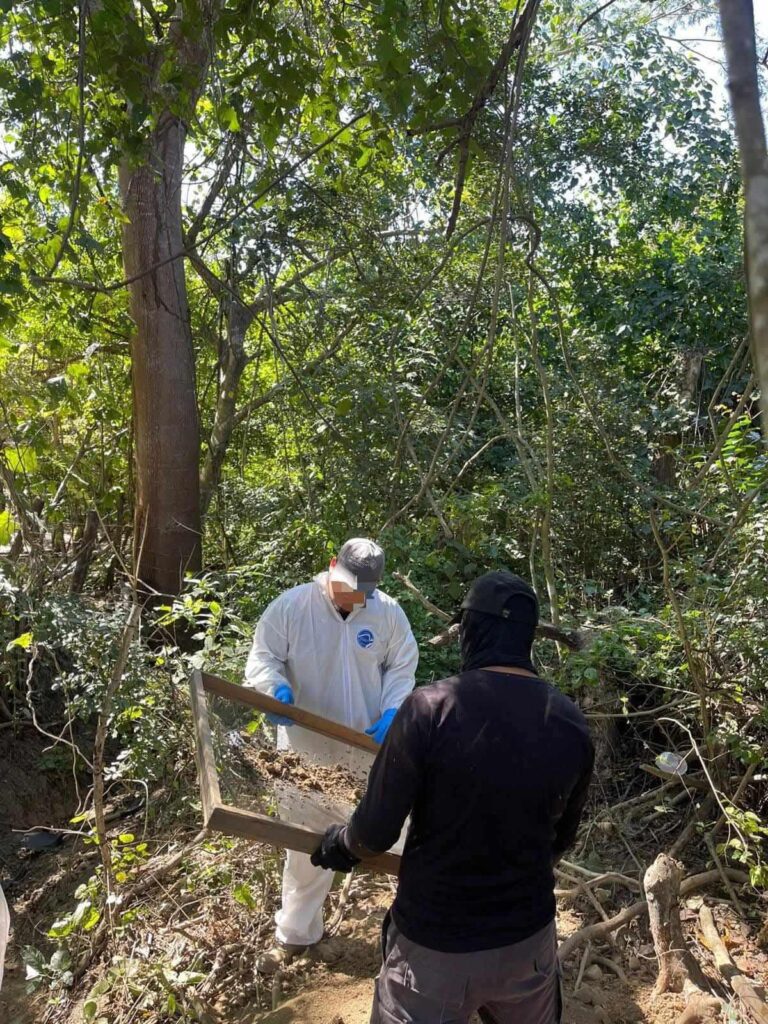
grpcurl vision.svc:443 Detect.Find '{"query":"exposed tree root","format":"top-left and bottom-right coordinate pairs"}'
top-left (699, 905), bottom-right (768, 1024)
top-left (558, 865), bottom-right (750, 962)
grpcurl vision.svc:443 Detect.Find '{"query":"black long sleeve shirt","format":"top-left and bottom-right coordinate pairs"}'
top-left (346, 669), bottom-right (594, 953)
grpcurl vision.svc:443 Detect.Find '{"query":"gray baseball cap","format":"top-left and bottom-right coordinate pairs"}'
top-left (329, 538), bottom-right (385, 595)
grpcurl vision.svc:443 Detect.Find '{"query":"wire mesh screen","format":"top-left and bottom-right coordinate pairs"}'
top-left (206, 695), bottom-right (377, 840)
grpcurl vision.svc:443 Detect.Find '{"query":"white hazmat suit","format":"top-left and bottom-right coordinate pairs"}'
top-left (0, 883), bottom-right (8, 991)
top-left (244, 572), bottom-right (418, 945)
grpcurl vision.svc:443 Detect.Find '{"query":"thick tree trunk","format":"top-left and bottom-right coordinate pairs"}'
top-left (119, 114), bottom-right (202, 597)
top-left (718, 0), bottom-right (768, 441)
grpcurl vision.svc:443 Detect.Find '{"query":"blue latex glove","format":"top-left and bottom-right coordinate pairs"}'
top-left (266, 684), bottom-right (295, 727)
top-left (365, 707), bottom-right (397, 745)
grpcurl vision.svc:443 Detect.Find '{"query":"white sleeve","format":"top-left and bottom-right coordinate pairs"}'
top-left (244, 595), bottom-right (290, 695)
top-left (379, 604), bottom-right (418, 712)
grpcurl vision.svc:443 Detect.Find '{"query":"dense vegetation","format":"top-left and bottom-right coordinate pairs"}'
top-left (0, 0), bottom-right (766, 1019)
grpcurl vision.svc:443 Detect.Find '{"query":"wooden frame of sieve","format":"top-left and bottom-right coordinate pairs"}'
top-left (189, 669), bottom-right (401, 875)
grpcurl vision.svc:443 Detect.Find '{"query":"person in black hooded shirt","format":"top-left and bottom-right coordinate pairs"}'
top-left (311, 572), bottom-right (594, 1024)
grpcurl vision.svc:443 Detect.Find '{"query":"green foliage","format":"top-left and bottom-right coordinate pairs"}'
top-left (1, 4), bottom-right (768, 993)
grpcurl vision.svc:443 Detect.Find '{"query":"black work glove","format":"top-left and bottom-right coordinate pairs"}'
top-left (310, 824), bottom-right (361, 872)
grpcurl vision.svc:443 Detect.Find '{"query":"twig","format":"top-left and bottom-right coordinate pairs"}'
top-left (557, 867), bottom-right (641, 893)
top-left (427, 619), bottom-right (584, 650)
top-left (670, 794), bottom-right (716, 857)
top-left (556, 867), bottom-right (614, 929)
top-left (576, 0), bottom-right (621, 33)
top-left (592, 955), bottom-right (628, 984)
top-left (574, 941), bottom-right (591, 991)
top-left (48, 0), bottom-right (86, 275)
top-left (699, 905), bottom-right (768, 1024)
top-left (92, 601), bottom-right (141, 923)
top-left (705, 833), bottom-right (745, 917)
top-left (327, 868), bottom-right (356, 936)
top-left (25, 646), bottom-right (92, 768)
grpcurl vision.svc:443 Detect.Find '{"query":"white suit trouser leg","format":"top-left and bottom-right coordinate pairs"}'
top-left (0, 884), bottom-right (9, 992)
top-left (274, 850), bottom-right (334, 946)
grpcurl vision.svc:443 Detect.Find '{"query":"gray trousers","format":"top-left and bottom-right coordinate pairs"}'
top-left (371, 915), bottom-right (561, 1024)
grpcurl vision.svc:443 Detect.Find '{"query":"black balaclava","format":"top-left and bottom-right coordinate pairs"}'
top-left (460, 607), bottom-right (537, 674)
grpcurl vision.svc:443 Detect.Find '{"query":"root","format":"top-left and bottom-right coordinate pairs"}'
top-left (558, 865), bottom-right (749, 963)
top-left (699, 905), bottom-right (768, 1024)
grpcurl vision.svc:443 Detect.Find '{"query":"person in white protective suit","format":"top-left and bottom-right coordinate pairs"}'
top-left (244, 538), bottom-right (418, 973)
top-left (0, 882), bottom-right (9, 992)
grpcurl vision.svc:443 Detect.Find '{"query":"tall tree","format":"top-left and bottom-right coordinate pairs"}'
top-left (718, 0), bottom-right (768, 443)
top-left (117, 4), bottom-right (215, 595)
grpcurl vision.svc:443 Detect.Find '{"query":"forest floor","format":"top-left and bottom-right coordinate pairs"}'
top-left (239, 887), bottom-right (768, 1024)
top-left (3, 825), bottom-right (767, 1024)
top-left (1, 727), bottom-right (767, 1024)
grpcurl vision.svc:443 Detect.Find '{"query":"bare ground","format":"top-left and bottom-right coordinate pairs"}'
top-left (2, 730), bottom-right (767, 1024)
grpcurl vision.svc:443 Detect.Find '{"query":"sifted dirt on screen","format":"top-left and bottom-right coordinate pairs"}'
top-left (209, 700), bottom-right (366, 831)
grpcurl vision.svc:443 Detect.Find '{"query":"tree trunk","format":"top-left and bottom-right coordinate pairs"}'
top-left (70, 509), bottom-right (99, 594)
top-left (644, 853), bottom-right (709, 996)
top-left (718, 0), bottom-right (768, 442)
top-left (119, 114), bottom-right (202, 597)
top-left (200, 300), bottom-right (250, 516)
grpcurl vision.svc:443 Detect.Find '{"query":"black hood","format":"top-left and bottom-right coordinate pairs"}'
top-left (459, 608), bottom-right (536, 674)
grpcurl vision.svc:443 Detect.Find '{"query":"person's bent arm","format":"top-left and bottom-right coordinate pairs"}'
top-left (346, 691), bottom-right (429, 856)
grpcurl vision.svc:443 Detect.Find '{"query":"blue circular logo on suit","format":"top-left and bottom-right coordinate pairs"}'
top-left (357, 628), bottom-right (375, 649)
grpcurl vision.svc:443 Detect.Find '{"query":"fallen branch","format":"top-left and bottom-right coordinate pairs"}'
top-left (74, 828), bottom-right (208, 980)
top-left (557, 867), bottom-right (750, 962)
top-left (130, 829), bottom-right (208, 899)
top-left (426, 619), bottom-right (584, 650)
top-left (392, 571), bottom-right (451, 621)
top-left (558, 900), bottom-right (648, 962)
top-left (592, 954), bottom-right (628, 984)
top-left (699, 906), bottom-right (768, 1024)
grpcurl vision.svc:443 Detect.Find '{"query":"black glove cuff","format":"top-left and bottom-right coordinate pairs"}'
top-left (310, 824), bottom-right (362, 872)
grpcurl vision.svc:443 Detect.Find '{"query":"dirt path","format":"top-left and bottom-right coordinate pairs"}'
top-left (245, 894), bottom-right (685, 1024)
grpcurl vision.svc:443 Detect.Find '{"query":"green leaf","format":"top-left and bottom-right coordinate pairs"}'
top-left (232, 881), bottom-right (256, 909)
top-left (6, 631), bottom-right (33, 652)
top-left (356, 148), bottom-right (374, 169)
top-left (82, 905), bottom-right (101, 932)
top-left (0, 509), bottom-right (17, 545)
top-left (118, 833), bottom-right (135, 843)
top-left (219, 105), bottom-right (240, 132)
top-left (1, 223), bottom-right (24, 245)
top-left (50, 948), bottom-right (71, 972)
top-left (3, 446), bottom-right (38, 473)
